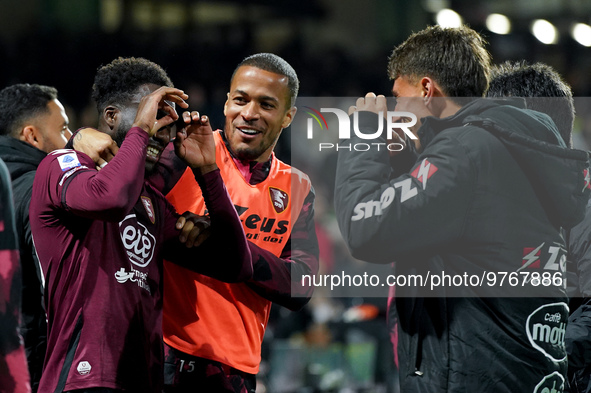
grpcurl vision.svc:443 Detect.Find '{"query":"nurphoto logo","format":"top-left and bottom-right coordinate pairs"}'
top-left (304, 105), bottom-right (417, 152)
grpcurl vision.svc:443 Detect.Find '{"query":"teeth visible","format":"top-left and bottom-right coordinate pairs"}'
top-left (239, 128), bottom-right (258, 135)
top-left (147, 146), bottom-right (160, 157)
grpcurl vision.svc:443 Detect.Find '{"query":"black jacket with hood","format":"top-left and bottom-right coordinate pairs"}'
top-left (335, 99), bottom-right (590, 392)
top-left (0, 135), bottom-right (47, 392)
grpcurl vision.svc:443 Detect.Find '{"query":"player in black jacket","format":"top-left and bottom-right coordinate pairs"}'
top-left (0, 84), bottom-right (72, 392)
top-left (335, 25), bottom-right (590, 392)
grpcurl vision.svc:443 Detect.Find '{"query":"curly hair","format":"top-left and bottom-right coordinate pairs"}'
top-left (232, 53), bottom-right (299, 107)
top-left (91, 57), bottom-right (173, 112)
top-left (388, 25), bottom-right (491, 105)
top-left (0, 84), bottom-right (58, 137)
top-left (487, 61), bottom-right (574, 147)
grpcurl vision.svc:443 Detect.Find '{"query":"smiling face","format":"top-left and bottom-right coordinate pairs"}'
top-left (223, 66), bottom-right (296, 163)
top-left (109, 83), bottom-right (174, 173)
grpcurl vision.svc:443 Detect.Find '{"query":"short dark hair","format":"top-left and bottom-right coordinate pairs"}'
top-left (92, 57), bottom-right (173, 112)
top-left (231, 53), bottom-right (299, 107)
top-left (486, 61), bottom-right (575, 147)
top-left (0, 84), bottom-right (58, 137)
top-left (388, 25), bottom-right (491, 104)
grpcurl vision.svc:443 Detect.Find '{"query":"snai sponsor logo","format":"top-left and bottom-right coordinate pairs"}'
top-left (526, 302), bottom-right (568, 362)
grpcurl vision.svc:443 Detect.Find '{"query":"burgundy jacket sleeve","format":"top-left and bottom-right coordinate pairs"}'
top-left (43, 128), bottom-right (148, 222)
top-left (245, 188), bottom-right (319, 310)
top-left (162, 169), bottom-right (252, 282)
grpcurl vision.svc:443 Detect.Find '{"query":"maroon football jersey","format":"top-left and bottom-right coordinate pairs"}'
top-left (30, 128), bottom-right (251, 392)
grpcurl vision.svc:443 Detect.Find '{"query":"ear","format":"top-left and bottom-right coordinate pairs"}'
top-left (223, 93), bottom-right (230, 117)
top-left (103, 106), bottom-right (119, 130)
top-left (21, 125), bottom-right (42, 149)
top-left (281, 106), bottom-right (297, 129)
top-left (420, 77), bottom-right (435, 104)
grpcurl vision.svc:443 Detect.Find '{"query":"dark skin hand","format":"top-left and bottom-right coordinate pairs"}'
top-left (132, 87), bottom-right (189, 136)
top-left (174, 111), bottom-right (218, 175)
top-left (176, 212), bottom-right (211, 248)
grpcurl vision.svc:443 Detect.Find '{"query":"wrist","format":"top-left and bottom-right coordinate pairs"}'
top-left (132, 122), bottom-right (152, 135)
top-left (193, 163), bottom-right (218, 176)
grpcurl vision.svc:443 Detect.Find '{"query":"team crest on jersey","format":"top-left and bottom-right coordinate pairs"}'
top-left (269, 187), bottom-right (289, 214)
top-left (141, 196), bottom-right (155, 224)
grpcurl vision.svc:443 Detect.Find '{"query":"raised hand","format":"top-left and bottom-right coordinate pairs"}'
top-left (174, 111), bottom-right (217, 174)
top-left (72, 128), bottom-right (119, 169)
top-left (132, 87), bottom-right (188, 137)
top-left (348, 92), bottom-right (388, 116)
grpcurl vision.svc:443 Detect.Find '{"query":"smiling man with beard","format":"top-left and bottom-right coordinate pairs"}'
top-left (156, 53), bottom-right (319, 393)
top-left (29, 57), bottom-right (253, 393)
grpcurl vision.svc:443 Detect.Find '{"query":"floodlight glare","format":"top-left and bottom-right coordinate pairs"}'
top-left (436, 9), bottom-right (462, 28)
top-left (531, 19), bottom-right (558, 44)
top-left (572, 23), bottom-right (591, 47)
top-left (486, 13), bottom-right (511, 35)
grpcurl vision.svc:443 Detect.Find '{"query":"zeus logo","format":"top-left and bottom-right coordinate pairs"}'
top-left (411, 159), bottom-right (438, 190)
top-left (519, 243), bottom-right (544, 270)
top-left (305, 107), bottom-right (418, 141)
top-left (351, 178), bottom-right (418, 221)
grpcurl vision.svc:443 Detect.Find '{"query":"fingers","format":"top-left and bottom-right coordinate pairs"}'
top-left (104, 140), bottom-right (119, 159)
top-left (198, 114), bottom-right (209, 126)
top-left (95, 160), bottom-right (108, 171)
top-left (179, 220), bottom-right (194, 244)
top-left (193, 228), bottom-right (211, 247)
top-left (176, 215), bottom-right (187, 230)
top-left (180, 111), bottom-right (209, 126)
top-left (99, 140), bottom-right (118, 162)
top-left (133, 87), bottom-right (189, 135)
top-left (348, 93), bottom-right (388, 115)
top-left (177, 212), bottom-right (211, 248)
top-left (183, 225), bottom-right (211, 248)
top-left (157, 87), bottom-right (189, 109)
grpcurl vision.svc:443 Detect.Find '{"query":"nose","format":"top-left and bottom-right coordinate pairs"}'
top-left (241, 101), bottom-right (260, 121)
